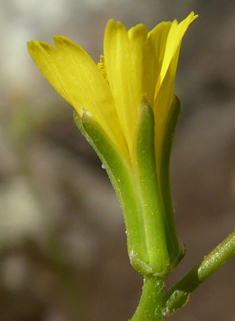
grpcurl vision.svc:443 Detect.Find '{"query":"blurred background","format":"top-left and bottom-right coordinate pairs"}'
top-left (0, 0), bottom-right (235, 320)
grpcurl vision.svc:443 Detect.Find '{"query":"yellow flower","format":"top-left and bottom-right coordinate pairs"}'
top-left (28, 12), bottom-right (198, 276)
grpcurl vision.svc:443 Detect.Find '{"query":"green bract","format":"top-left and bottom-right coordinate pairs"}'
top-left (74, 95), bottom-right (184, 277)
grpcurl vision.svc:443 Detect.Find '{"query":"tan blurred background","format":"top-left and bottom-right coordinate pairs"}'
top-left (0, 0), bottom-right (235, 320)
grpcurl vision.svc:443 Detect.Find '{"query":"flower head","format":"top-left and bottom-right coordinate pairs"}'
top-left (28, 12), bottom-right (198, 276)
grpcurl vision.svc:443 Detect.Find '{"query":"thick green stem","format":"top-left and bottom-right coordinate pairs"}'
top-left (130, 275), bottom-right (165, 321)
top-left (162, 231), bottom-right (235, 317)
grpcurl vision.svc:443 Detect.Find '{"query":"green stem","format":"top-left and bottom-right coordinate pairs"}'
top-left (130, 275), bottom-right (165, 321)
top-left (162, 231), bottom-right (235, 318)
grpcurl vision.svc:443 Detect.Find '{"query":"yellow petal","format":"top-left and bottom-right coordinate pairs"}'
top-left (159, 12), bottom-right (198, 90)
top-left (128, 24), bottom-right (158, 110)
top-left (147, 12), bottom-right (198, 165)
top-left (104, 20), bottom-right (149, 161)
top-left (28, 36), bottom-right (128, 159)
top-left (27, 40), bottom-right (72, 104)
top-left (147, 21), bottom-right (172, 97)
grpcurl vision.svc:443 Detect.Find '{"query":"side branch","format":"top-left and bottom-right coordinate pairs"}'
top-left (162, 231), bottom-right (235, 317)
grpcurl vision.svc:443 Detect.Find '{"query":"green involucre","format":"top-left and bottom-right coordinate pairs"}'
top-left (73, 95), bottom-right (183, 277)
